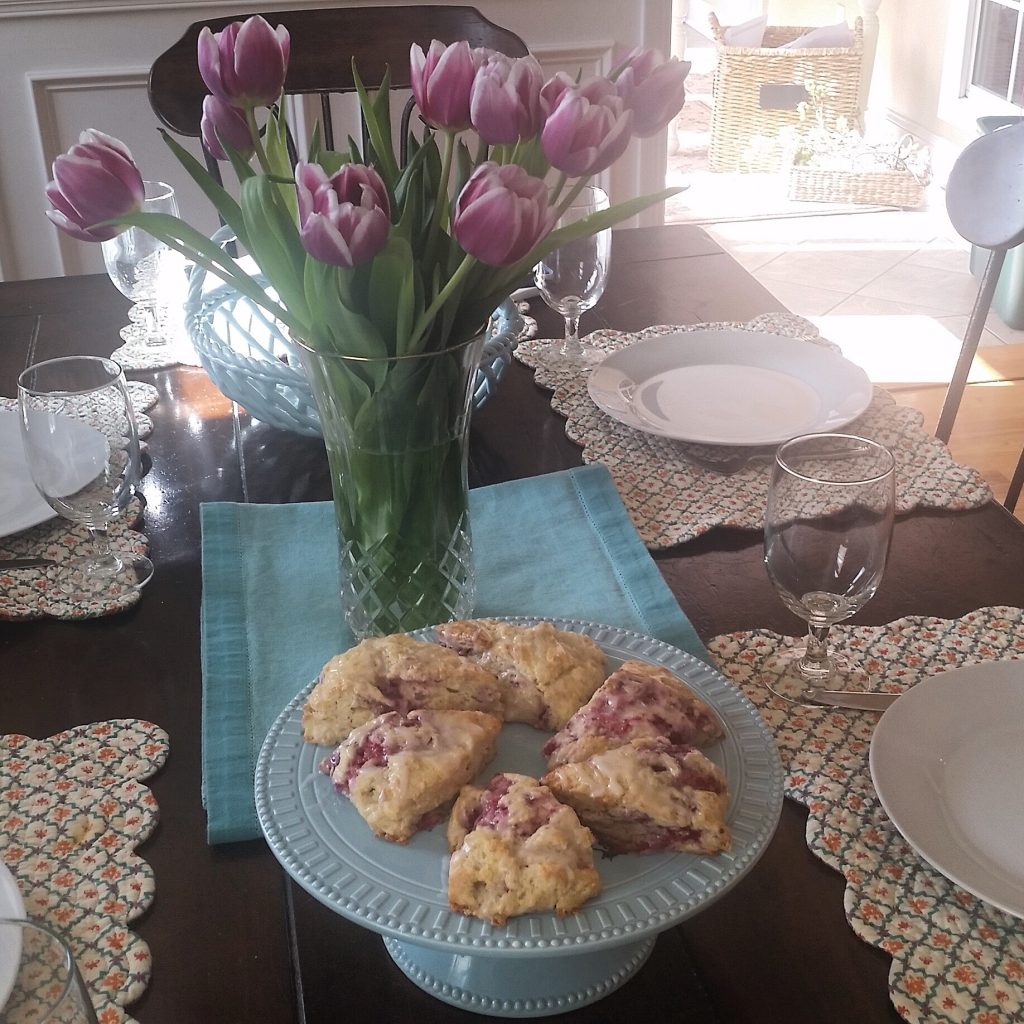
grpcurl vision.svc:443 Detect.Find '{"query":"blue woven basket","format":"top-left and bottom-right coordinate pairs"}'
top-left (184, 237), bottom-right (527, 437)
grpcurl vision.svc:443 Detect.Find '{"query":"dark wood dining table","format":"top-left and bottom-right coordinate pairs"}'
top-left (3, 222), bottom-right (1024, 1024)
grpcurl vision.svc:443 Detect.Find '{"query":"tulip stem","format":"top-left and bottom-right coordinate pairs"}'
top-left (410, 251), bottom-right (476, 350)
top-left (423, 130), bottom-right (456, 272)
top-left (436, 131), bottom-right (456, 231)
top-left (247, 108), bottom-right (274, 177)
top-left (555, 177), bottom-right (591, 218)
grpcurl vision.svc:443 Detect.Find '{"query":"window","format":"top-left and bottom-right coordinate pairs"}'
top-left (967, 0), bottom-right (1024, 107)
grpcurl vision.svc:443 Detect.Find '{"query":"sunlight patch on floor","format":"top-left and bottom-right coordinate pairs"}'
top-left (809, 313), bottom-right (997, 385)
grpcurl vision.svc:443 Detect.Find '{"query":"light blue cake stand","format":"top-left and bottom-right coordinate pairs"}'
top-left (255, 619), bottom-right (783, 1017)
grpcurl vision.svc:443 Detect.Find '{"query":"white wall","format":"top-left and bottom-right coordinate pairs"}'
top-left (0, 0), bottom-right (674, 281)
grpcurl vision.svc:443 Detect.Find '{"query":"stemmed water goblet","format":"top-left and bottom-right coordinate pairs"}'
top-left (18, 356), bottom-right (153, 600)
top-left (100, 180), bottom-right (179, 347)
top-left (533, 184), bottom-right (611, 370)
top-left (762, 432), bottom-right (896, 701)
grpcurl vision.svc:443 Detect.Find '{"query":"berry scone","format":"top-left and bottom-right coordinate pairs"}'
top-left (302, 634), bottom-right (506, 746)
top-left (320, 708), bottom-right (501, 843)
top-left (446, 772), bottom-right (602, 925)
top-left (541, 737), bottom-right (731, 855)
top-left (433, 619), bottom-right (607, 730)
top-left (543, 659), bottom-right (724, 769)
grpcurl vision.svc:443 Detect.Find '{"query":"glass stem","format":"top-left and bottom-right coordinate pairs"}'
top-left (141, 300), bottom-right (162, 346)
top-left (86, 527), bottom-right (122, 576)
top-left (799, 620), bottom-right (834, 680)
top-left (561, 314), bottom-right (582, 357)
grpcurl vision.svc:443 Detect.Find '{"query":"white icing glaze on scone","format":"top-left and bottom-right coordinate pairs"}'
top-left (434, 620), bottom-right (607, 730)
top-left (447, 772), bottom-right (601, 925)
top-left (322, 708), bottom-right (501, 843)
top-left (302, 634), bottom-right (505, 745)
top-left (543, 659), bottom-right (724, 768)
top-left (542, 737), bottom-right (731, 855)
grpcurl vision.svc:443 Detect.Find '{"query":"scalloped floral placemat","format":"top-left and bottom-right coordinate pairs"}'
top-left (109, 251), bottom-right (198, 372)
top-left (707, 606), bottom-right (1024, 1024)
top-left (0, 719), bottom-right (169, 1024)
top-left (0, 381), bottom-right (158, 621)
top-left (112, 309), bottom-right (200, 372)
top-left (514, 315), bottom-right (993, 549)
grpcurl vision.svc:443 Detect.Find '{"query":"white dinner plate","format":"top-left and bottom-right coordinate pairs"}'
top-left (0, 862), bottom-right (26, 1011)
top-left (869, 661), bottom-right (1024, 918)
top-left (587, 329), bottom-right (873, 446)
top-left (0, 408), bottom-right (107, 540)
top-left (0, 410), bottom-right (55, 538)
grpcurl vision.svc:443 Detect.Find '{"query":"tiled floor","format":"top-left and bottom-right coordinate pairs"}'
top-left (664, 36), bottom-right (1024, 384)
top-left (701, 204), bottom-right (1024, 387)
top-left (656, 31), bottom-right (1024, 513)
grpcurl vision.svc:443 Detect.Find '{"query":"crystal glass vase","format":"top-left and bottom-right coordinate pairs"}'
top-left (297, 332), bottom-right (485, 638)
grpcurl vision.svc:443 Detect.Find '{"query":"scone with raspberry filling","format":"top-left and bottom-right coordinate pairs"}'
top-left (542, 737), bottom-right (731, 855)
top-left (446, 772), bottom-right (602, 925)
top-left (302, 634), bottom-right (505, 746)
top-left (543, 659), bottom-right (724, 769)
top-left (433, 620), bottom-right (606, 730)
top-left (321, 709), bottom-right (501, 843)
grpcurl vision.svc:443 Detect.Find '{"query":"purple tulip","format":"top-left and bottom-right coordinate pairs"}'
top-left (198, 15), bottom-right (290, 110)
top-left (540, 77), bottom-right (634, 177)
top-left (539, 71), bottom-right (577, 113)
top-left (616, 49), bottom-right (690, 137)
top-left (201, 95), bottom-right (255, 161)
top-left (452, 162), bottom-right (555, 266)
top-left (295, 162), bottom-right (391, 268)
top-left (410, 40), bottom-right (480, 131)
top-left (470, 53), bottom-right (546, 145)
top-left (44, 129), bottom-right (145, 243)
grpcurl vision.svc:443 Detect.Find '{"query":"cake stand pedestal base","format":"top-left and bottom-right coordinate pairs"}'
top-left (383, 934), bottom-right (656, 1018)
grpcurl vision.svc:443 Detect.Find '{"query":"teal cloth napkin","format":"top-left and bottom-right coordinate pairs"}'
top-left (200, 464), bottom-right (707, 844)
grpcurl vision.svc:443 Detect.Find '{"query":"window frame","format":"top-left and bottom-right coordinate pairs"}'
top-left (940, 0), bottom-right (1024, 132)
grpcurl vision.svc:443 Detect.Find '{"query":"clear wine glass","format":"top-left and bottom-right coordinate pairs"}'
top-left (762, 433), bottom-right (896, 701)
top-left (18, 356), bottom-right (153, 600)
top-left (533, 184), bottom-right (611, 370)
top-left (100, 180), bottom-right (179, 347)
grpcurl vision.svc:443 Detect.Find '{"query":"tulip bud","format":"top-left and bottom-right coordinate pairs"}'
top-left (44, 129), bottom-right (145, 243)
top-left (540, 78), bottom-right (634, 177)
top-left (410, 40), bottom-right (480, 131)
top-left (201, 95), bottom-right (256, 161)
top-left (470, 54), bottom-right (546, 145)
top-left (452, 162), bottom-right (555, 267)
top-left (198, 15), bottom-right (290, 110)
top-left (295, 162), bottom-right (391, 268)
top-left (615, 49), bottom-right (690, 137)
top-left (539, 71), bottom-right (577, 114)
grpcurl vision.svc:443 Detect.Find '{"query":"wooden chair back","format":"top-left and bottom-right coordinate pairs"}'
top-left (149, 5), bottom-right (529, 152)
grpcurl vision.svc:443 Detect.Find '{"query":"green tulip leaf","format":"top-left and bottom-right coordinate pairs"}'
top-left (352, 60), bottom-right (400, 184)
top-left (158, 130), bottom-right (250, 251)
top-left (368, 235), bottom-right (416, 354)
top-left (240, 176), bottom-right (309, 326)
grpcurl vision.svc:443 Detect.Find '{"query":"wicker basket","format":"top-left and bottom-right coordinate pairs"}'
top-left (787, 166), bottom-right (926, 208)
top-left (708, 14), bottom-right (864, 172)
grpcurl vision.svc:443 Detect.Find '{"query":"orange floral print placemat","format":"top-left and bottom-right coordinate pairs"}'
top-left (514, 314), bottom-right (992, 549)
top-left (708, 607), bottom-right (1024, 1024)
top-left (0, 720), bottom-right (168, 1024)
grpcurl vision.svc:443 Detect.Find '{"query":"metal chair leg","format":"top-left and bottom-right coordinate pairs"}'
top-left (935, 247), bottom-right (1006, 444)
top-left (1005, 446), bottom-right (1024, 512)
